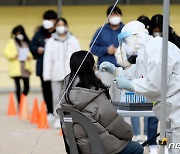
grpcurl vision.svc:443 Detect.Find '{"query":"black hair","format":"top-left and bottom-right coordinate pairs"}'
top-left (149, 14), bottom-right (180, 48)
top-left (137, 15), bottom-right (150, 29)
top-left (107, 5), bottom-right (122, 17)
top-left (56, 17), bottom-right (68, 27)
top-left (65, 50), bottom-right (110, 103)
top-left (149, 14), bottom-right (163, 35)
top-left (11, 25), bottom-right (30, 47)
top-left (43, 10), bottom-right (57, 20)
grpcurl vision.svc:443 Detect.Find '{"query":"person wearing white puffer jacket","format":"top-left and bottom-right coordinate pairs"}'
top-left (43, 17), bottom-right (81, 128)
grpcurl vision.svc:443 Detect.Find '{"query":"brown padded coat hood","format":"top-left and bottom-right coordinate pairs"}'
top-left (60, 76), bottom-right (133, 154)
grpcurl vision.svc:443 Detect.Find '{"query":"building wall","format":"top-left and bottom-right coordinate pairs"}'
top-left (0, 5), bottom-right (179, 90)
top-left (0, 0), bottom-right (179, 5)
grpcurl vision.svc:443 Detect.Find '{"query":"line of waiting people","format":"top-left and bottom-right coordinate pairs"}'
top-left (3, 6), bottom-right (180, 154)
top-left (3, 10), bottom-right (81, 129)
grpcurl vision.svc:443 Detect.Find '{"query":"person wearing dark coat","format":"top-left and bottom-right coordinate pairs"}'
top-left (30, 10), bottom-right (57, 115)
top-left (149, 14), bottom-right (180, 49)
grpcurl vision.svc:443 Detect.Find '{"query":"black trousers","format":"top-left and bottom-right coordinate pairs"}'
top-left (147, 117), bottom-right (158, 145)
top-left (13, 77), bottom-right (29, 105)
top-left (40, 76), bottom-right (53, 114)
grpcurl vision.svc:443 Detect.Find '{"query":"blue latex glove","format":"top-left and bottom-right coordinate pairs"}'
top-left (99, 62), bottom-right (116, 74)
top-left (114, 77), bottom-right (133, 90)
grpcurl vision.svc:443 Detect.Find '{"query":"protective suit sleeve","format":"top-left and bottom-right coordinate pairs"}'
top-left (132, 53), bottom-right (175, 98)
top-left (114, 64), bottom-right (137, 80)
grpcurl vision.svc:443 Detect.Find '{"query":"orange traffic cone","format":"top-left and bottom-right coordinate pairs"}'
top-left (30, 98), bottom-right (39, 124)
top-left (38, 101), bottom-right (49, 129)
top-left (7, 93), bottom-right (16, 116)
top-left (18, 94), bottom-right (25, 116)
top-left (60, 128), bottom-right (63, 136)
top-left (19, 95), bottom-right (30, 120)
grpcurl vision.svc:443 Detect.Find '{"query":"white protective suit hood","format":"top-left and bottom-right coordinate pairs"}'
top-left (118, 21), bottom-right (151, 58)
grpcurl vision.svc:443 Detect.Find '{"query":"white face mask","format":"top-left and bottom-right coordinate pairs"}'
top-left (153, 32), bottom-right (162, 37)
top-left (42, 20), bottom-right (54, 29)
top-left (56, 26), bottom-right (67, 34)
top-left (16, 34), bottom-right (24, 41)
top-left (122, 35), bottom-right (143, 58)
top-left (109, 16), bottom-right (121, 25)
top-left (123, 44), bottom-right (138, 58)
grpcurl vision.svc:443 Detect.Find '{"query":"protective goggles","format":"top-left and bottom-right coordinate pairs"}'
top-left (118, 31), bottom-right (132, 44)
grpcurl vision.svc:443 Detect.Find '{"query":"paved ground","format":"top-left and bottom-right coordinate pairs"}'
top-left (0, 92), bottom-right (66, 154)
top-left (0, 92), bottom-right (152, 154)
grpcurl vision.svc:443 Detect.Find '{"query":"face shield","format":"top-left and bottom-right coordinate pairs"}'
top-left (118, 32), bottom-right (139, 64)
top-left (118, 21), bottom-right (149, 64)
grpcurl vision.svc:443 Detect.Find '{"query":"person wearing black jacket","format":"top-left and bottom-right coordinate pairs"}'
top-left (30, 10), bottom-right (57, 117)
top-left (149, 14), bottom-right (180, 49)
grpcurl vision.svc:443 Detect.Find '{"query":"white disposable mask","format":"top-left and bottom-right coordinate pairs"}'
top-left (153, 32), bottom-right (162, 37)
top-left (122, 35), bottom-right (143, 58)
top-left (56, 26), bottom-right (67, 34)
top-left (42, 20), bottom-right (54, 29)
top-left (123, 44), bottom-right (138, 58)
top-left (16, 34), bottom-right (24, 41)
top-left (109, 16), bottom-right (121, 25)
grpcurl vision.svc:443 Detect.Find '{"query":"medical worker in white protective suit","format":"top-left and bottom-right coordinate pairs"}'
top-left (100, 21), bottom-right (180, 154)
